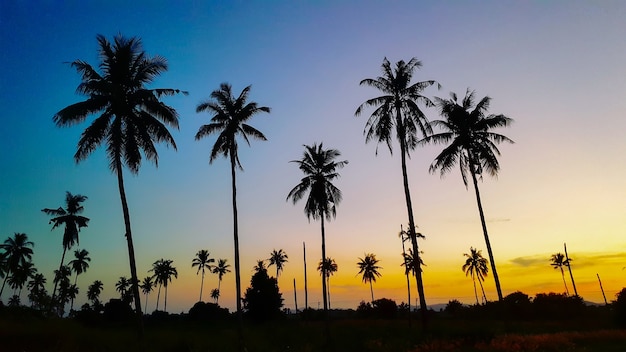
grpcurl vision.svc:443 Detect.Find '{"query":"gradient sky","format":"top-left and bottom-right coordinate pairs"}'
top-left (1, 1), bottom-right (625, 313)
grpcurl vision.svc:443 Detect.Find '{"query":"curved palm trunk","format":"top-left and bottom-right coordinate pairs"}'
top-left (560, 267), bottom-right (570, 295)
top-left (0, 275), bottom-right (9, 299)
top-left (470, 170), bottom-right (503, 301)
top-left (398, 120), bottom-right (428, 327)
top-left (229, 152), bottom-right (244, 351)
top-left (116, 165), bottom-right (144, 332)
top-left (478, 278), bottom-right (487, 304)
top-left (51, 248), bottom-right (68, 305)
top-left (199, 269), bottom-right (205, 301)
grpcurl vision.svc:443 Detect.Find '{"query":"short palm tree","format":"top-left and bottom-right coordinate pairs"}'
top-left (87, 280), bottom-right (103, 306)
top-left (8, 261), bottom-right (36, 296)
top-left (287, 143), bottom-right (347, 317)
top-left (317, 257), bottom-right (338, 309)
top-left (115, 276), bottom-right (131, 301)
top-left (253, 259), bottom-right (267, 273)
top-left (195, 83), bottom-right (269, 340)
top-left (357, 253), bottom-right (382, 302)
top-left (140, 276), bottom-right (155, 313)
top-left (210, 288), bottom-right (220, 303)
top-left (27, 273), bottom-right (47, 308)
top-left (150, 258), bottom-right (177, 312)
top-left (462, 247), bottom-right (489, 305)
top-left (0, 233), bottom-right (34, 299)
top-left (420, 89), bottom-right (514, 301)
top-left (68, 249), bottom-right (90, 286)
top-left (41, 192), bottom-right (89, 301)
top-left (550, 253), bottom-right (570, 296)
top-left (355, 58), bottom-right (437, 322)
top-left (53, 265), bottom-right (72, 313)
top-left (192, 249), bottom-right (215, 302)
top-left (212, 259), bottom-right (231, 305)
top-left (268, 249), bottom-right (288, 279)
top-left (53, 34), bottom-right (185, 323)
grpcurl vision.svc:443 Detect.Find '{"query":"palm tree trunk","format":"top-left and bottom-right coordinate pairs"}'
top-left (164, 285), bottom-right (168, 312)
top-left (199, 270), bottom-right (205, 302)
top-left (470, 169), bottom-right (503, 301)
top-left (400, 230), bottom-right (411, 327)
top-left (320, 216), bottom-right (331, 344)
top-left (478, 278), bottom-right (487, 304)
top-left (370, 281), bottom-right (374, 302)
top-left (303, 241), bottom-right (308, 310)
top-left (472, 277), bottom-right (479, 305)
top-left (230, 152), bottom-right (244, 351)
top-left (217, 279), bottom-right (221, 305)
top-left (564, 243), bottom-right (578, 296)
top-left (293, 278), bottom-right (298, 313)
top-left (327, 276), bottom-right (331, 310)
top-left (144, 293), bottom-right (149, 313)
top-left (51, 247), bottom-right (67, 304)
top-left (398, 121), bottom-right (428, 326)
top-left (156, 283), bottom-right (161, 311)
top-left (116, 164), bottom-right (144, 333)
top-left (0, 274), bottom-right (9, 299)
top-left (560, 268), bottom-right (569, 295)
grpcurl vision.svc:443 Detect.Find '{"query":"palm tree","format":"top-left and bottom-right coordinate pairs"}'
top-left (68, 249), bottom-right (90, 286)
top-left (115, 276), bottom-right (131, 301)
top-left (140, 276), bottom-right (155, 313)
top-left (27, 273), bottom-right (47, 306)
top-left (551, 253), bottom-right (570, 296)
top-left (53, 35), bottom-right (185, 323)
top-left (150, 258), bottom-right (177, 312)
top-left (210, 288), bottom-right (220, 303)
top-left (53, 265), bottom-right (72, 314)
top-left (268, 249), bottom-right (288, 279)
top-left (357, 253), bottom-right (382, 302)
top-left (212, 259), bottom-right (231, 305)
top-left (87, 280), bottom-right (103, 306)
top-left (355, 58), bottom-right (437, 323)
top-left (0, 233), bottom-right (34, 300)
top-left (8, 261), bottom-right (36, 297)
top-left (287, 143), bottom-right (347, 319)
top-left (192, 249), bottom-right (215, 302)
top-left (253, 259), bottom-right (267, 273)
top-left (420, 89), bottom-right (514, 301)
top-left (42, 192), bottom-right (89, 301)
top-left (195, 82), bottom-right (270, 340)
top-left (462, 247), bottom-right (489, 304)
top-left (317, 257), bottom-right (338, 309)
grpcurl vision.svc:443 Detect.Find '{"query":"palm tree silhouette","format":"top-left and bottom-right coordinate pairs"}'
top-left (0, 233), bottom-right (34, 300)
top-left (54, 265), bottom-right (72, 314)
top-left (421, 89), bottom-right (513, 300)
top-left (462, 247), bottom-right (489, 305)
top-left (253, 259), bottom-right (267, 273)
top-left (355, 58), bottom-right (437, 324)
top-left (195, 82), bottom-right (269, 341)
top-left (287, 143), bottom-right (347, 319)
top-left (8, 261), bottom-right (36, 297)
top-left (317, 257), bottom-right (338, 309)
top-left (210, 288), bottom-right (220, 303)
top-left (212, 259), bottom-right (231, 305)
top-left (551, 253), bottom-right (570, 296)
top-left (69, 249), bottom-right (90, 286)
top-left (357, 253), bottom-right (382, 302)
top-left (150, 258), bottom-right (178, 312)
top-left (53, 35), bottom-right (185, 324)
top-left (192, 250), bottom-right (215, 302)
top-left (115, 276), bottom-right (131, 301)
top-left (87, 280), bottom-right (103, 306)
top-left (268, 249), bottom-right (288, 279)
top-left (140, 276), bottom-right (155, 313)
top-left (27, 273), bottom-right (47, 308)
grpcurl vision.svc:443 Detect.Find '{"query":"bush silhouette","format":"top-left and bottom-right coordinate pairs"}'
top-left (613, 287), bottom-right (626, 326)
top-left (242, 267), bottom-right (283, 321)
top-left (188, 301), bottom-right (230, 322)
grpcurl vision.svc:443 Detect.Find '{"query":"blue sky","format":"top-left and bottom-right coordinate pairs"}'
top-left (1, 1), bottom-right (625, 313)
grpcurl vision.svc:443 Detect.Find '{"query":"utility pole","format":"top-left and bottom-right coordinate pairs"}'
top-left (597, 273), bottom-right (608, 305)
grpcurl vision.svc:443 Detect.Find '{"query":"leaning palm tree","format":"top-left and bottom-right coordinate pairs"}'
top-left (87, 280), bottom-right (103, 306)
top-left (355, 58), bottom-right (437, 323)
top-left (53, 35), bottom-right (185, 324)
top-left (462, 247), bottom-right (489, 304)
top-left (268, 249), bottom-right (288, 279)
top-left (0, 233), bottom-right (34, 299)
top-left (212, 259), bottom-right (231, 305)
top-left (317, 257), bottom-right (338, 309)
top-left (420, 89), bottom-right (514, 301)
top-left (551, 253), bottom-right (570, 296)
top-left (68, 249), bottom-right (90, 286)
top-left (150, 258), bottom-right (178, 312)
top-left (195, 83), bottom-right (270, 342)
top-left (287, 143), bottom-right (347, 319)
top-left (42, 192), bottom-right (89, 301)
top-left (192, 249), bottom-right (215, 302)
top-left (357, 253), bottom-right (382, 302)
top-left (140, 276), bottom-right (155, 313)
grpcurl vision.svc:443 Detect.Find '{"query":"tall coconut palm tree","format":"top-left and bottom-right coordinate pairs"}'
top-left (317, 257), bottom-right (338, 309)
top-left (53, 35), bottom-right (185, 324)
top-left (192, 249), bottom-right (215, 302)
top-left (551, 253), bottom-right (570, 296)
top-left (420, 89), bottom-right (513, 301)
top-left (87, 280), bottom-right (103, 306)
top-left (357, 253), bottom-right (382, 302)
top-left (287, 143), bottom-right (347, 318)
top-left (42, 192), bottom-right (89, 301)
top-left (212, 259), bottom-right (231, 305)
top-left (0, 233), bottom-right (34, 300)
top-left (140, 276), bottom-right (155, 313)
top-left (68, 249), bottom-right (90, 286)
top-left (195, 83), bottom-right (269, 342)
top-left (462, 247), bottom-right (489, 305)
top-left (355, 58), bottom-right (437, 323)
top-left (150, 258), bottom-right (177, 312)
top-left (268, 249), bottom-right (288, 279)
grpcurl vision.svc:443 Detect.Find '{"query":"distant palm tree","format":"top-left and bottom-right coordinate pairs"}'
top-left (195, 83), bottom-right (270, 341)
top-left (462, 247), bottom-right (489, 304)
top-left (317, 257), bottom-right (338, 309)
top-left (253, 260), bottom-right (267, 273)
top-left (357, 253), bottom-right (382, 302)
top-left (115, 276), bottom-right (131, 300)
top-left (421, 89), bottom-right (513, 301)
top-left (27, 273), bottom-right (47, 306)
top-left (268, 249), bottom-right (288, 279)
top-left (65, 284), bottom-right (79, 311)
top-left (212, 259), bottom-right (231, 305)
top-left (53, 34), bottom-right (185, 324)
top-left (41, 192), bottom-right (89, 302)
top-left (0, 233), bottom-right (34, 299)
top-left (140, 276), bottom-right (155, 313)
top-left (355, 58), bottom-right (437, 323)
top-left (53, 265), bottom-right (72, 314)
top-left (210, 288), bottom-right (220, 303)
top-left (68, 249), bottom-right (90, 286)
top-left (551, 253), bottom-right (570, 296)
top-left (8, 261), bottom-right (36, 296)
top-left (150, 258), bottom-right (177, 312)
top-left (401, 248), bottom-right (424, 277)
top-left (287, 143), bottom-right (347, 318)
top-left (192, 249), bottom-right (215, 302)
top-left (87, 280), bottom-right (103, 306)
